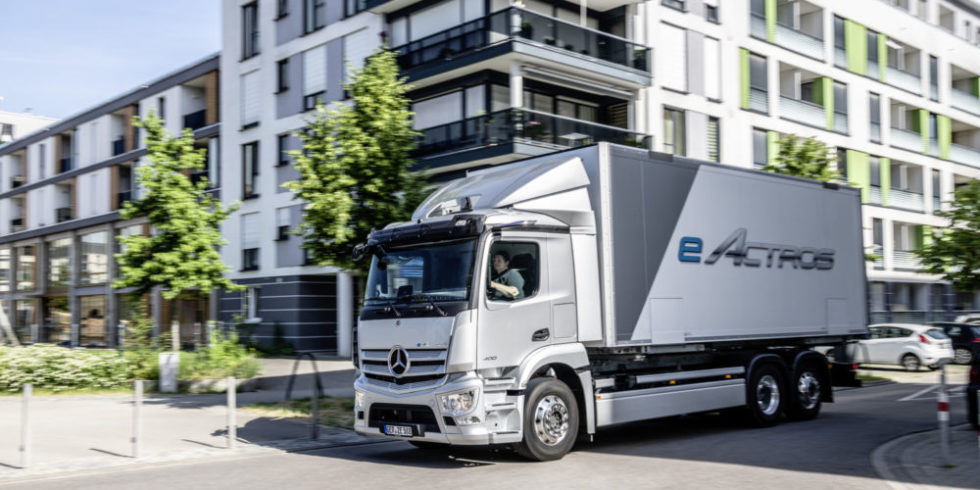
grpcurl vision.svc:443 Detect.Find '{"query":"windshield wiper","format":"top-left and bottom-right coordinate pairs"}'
top-left (366, 296), bottom-right (402, 317)
top-left (411, 295), bottom-right (447, 317)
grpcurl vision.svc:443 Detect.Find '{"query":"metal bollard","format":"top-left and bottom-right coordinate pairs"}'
top-left (20, 383), bottom-right (31, 469)
top-left (132, 380), bottom-right (143, 459)
top-left (938, 365), bottom-right (950, 467)
top-left (227, 376), bottom-right (237, 449)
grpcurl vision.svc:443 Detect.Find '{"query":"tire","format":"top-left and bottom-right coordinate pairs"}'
top-left (787, 362), bottom-right (823, 421)
top-left (409, 441), bottom-right (448, 451)
top-left (746, 363), bottom-right (785, 427)
top-left (901, 354), bottom-right (921, 372)
top-left (513, 378), bottom-right (579, 461)
top-left (954, 348), bottom-right (972, 365)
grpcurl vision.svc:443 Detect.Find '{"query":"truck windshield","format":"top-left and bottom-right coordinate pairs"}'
top-left (364, 238), bottom-right (477, 304)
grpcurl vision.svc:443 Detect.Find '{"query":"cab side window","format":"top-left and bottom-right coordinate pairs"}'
top-left (487, 241), bottom-right (539, 302)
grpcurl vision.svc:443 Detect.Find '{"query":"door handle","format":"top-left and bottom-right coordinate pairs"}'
top-left (532, 328), bottom-right (550, 342)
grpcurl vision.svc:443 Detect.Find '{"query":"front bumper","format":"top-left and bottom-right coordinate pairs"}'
top-left (353, 373), bottom-right (523, 445)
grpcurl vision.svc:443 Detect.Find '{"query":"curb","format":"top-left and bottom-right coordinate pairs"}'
top-left (870, 423), bottom-right (974, 490)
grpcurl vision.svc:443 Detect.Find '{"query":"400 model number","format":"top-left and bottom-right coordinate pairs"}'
top-left (678, 228), bottom-right (835, 270)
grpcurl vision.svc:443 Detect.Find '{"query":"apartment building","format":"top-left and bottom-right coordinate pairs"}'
top-left (0, 56), bottom-right (220, 346)
top-left (0, 110), bottom-right (58, 145)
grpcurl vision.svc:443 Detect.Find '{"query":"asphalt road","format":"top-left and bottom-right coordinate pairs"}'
top-left (3, 373), bottom-right (970, 490)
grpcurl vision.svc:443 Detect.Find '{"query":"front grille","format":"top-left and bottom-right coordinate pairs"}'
top-left (369, 403), bottom-right (441, 433)
top-left (361, 348), bottom-right (448, 386)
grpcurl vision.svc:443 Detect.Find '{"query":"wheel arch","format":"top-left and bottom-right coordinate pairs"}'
top-left (792, 350), bottom-right (832, 403)
top-left (518, 343), bottom-right (595, 436)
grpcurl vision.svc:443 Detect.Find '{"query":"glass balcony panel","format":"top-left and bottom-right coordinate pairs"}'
top-left (892, 249), bottom-right (921, 270)
top-left (183, 110), bottom-right (207, 131)
top-left (889, 188), bottom-right (924, 212)
top-left (780, 96), bottom-right (825, 128)
top-left (749, 87), bottom-right (768, 113)
top-left (950, 88), bottom-right (980, 116)
top-left (886, 67), bottom-right (921, 94)
top-left (833, 112), bottom-right (848, 134)
top-left (948, 143), bottom-right (980, 167)
top-left (750, 13), bottom-right (767, 39)
top-left (891, 127), bottom-right (923, 152)
top-left (112, 139), bottom-right (125, 156)
top-left (872, 244), bottom-right (884, 270)
top-left (775, 23), bottom-right (824, 59)
top-left (869, 185), bottom-right (883, 205)
top-left (868, 61), bottom-right (880, 80)
top-left (932, 197), bottom-right (941, 214)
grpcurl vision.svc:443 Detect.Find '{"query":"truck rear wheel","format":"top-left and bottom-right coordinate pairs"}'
top-left (746, 364), bottom-right (784, 427)
top-left (787, 362), bottom-right (822, 421)
top-left (514, 378), bottom-right (578, 461)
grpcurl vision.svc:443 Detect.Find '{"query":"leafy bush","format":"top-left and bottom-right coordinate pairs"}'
top-left (0, 344), bottom-right (131, 393)
top-left (178, 330), bottom-right (260, 380)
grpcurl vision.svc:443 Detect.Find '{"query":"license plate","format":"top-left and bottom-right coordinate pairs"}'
top-left (384, 424), bottom-right (414, 437)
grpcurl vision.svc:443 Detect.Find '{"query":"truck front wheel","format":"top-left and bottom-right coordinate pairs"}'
top-left (746, 364), bottom-right (785, 427)
top-left (514, 378), bottom-right (578, 461)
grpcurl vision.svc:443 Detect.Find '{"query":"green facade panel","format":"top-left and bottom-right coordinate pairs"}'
top-left (911, 109), bottom-right (930, 153)
top-left (846, 149), bottom-right (870, 203)
top-left (766, 0), bottom-right (777, 42)
top-left (937, 115), bottom-right (951, 159)
top-left (740, 48), bottom-right (750, 109)
top-left (880, 157), bottom-right (890, 206)
top-left (844, 20), bottom-right (867, 75)
top-left (971, 77), bottom-right (980, 97)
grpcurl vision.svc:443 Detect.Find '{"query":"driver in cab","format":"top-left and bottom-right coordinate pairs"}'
top-left (489, 250), bottom-right (524, 300)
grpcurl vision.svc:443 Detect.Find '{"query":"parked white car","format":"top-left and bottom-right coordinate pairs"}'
top-left (829, 324), bottom-right (954, 371)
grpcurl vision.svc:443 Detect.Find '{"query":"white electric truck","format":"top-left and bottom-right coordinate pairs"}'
top-left (352, 143), bottom-right (868, 460)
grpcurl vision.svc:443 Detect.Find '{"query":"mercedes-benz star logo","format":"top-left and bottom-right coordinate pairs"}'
top-left (387, 346), bottom-right (410, 378)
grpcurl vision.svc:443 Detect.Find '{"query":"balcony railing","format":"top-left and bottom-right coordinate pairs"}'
top-left (870, 122), bottom-right (881, 143)
top-left (932, 197), bottom-right (941, 214)
top-left (112, 138), bottom-right (125, 156)
top-left (750, 13), bottom-right (767, 39)
top-left (891, 127), bottom-right (923, 152)
top-left (58, 157), bottom-right (73, 173)
top-left (780, 95), bottom-right (825, 128)
top-left (950, 88), bottom-right (980, 116)
top-left (886, 66), bottom-right (921, 94)
top-left (748, 87), bottom-right (768, 113)
top-left (395, 7), bottom-right (651, 74)
top-left (10, 218), bottom-right (24, 233)
top-left (117, 191), bottom-right (132, 208)
top-left (412, 108), bottom-right (650, 158)
top-left (834, 47), bottom-right (846, 68)
top-left (889, 188), bottom-right (924, 212)
top-left (775, 23), bottom-right (824, 60)
top-left (10, 175), bottom-right (25, 189)
top-left (869, 185), bottom-right (883, 205)
top-left (833, 111), bottom-right (848, 134)
top-left (872, 244), bottom-right (884, 270)
top-left (948, 142), bottom-right (980, 167)
top-left (56, 207), bottom-right (72, 223)
top-left (892, 249), bottom-right (920, 270)
top-left (183, 110), bottom-right (207, 131)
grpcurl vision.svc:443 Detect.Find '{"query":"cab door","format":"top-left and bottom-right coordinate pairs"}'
top-left (476, 232), bottom-right (576, 370)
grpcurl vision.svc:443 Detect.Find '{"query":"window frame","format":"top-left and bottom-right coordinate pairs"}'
top-left (304, 0), bottom-right (326, 34)
top-left (485, 240), bottom-right (541, 304)
top-left (242, 2), bottom-right (260, 60)
top-left (277, 58), bottom-right (290, 93)
top-left (242, 141), bottom-right (260, 199)
top-left (662, 107), bottom-right (686, 156)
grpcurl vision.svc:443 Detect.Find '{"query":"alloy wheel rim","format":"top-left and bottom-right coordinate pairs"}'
top-left (533, 394), bottom-right (570, 446)
top-left (797, 372), bottom-right (820, 410)
top-left (756, 374), bottom-right (780, 416)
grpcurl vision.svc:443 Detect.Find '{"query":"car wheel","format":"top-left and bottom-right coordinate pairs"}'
top-left (954, 348), bottom-right (972, 365)
top-left (901, 354), bottom-right (921, 372)
top-left (787, 362), bottom-right (822, 421)
top-left (513, 378), bottom-right (579, 461)
top-left (746, 363), bottom-right (785, 427)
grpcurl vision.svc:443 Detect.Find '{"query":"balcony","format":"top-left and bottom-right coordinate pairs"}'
top-left (183, 110), bottom-right (206, 131)
top-left (892, 250), bottom-right (920, 270)
top-left (932, 196), bottom-right (941, 214)
top-left (58, 157), bottom-right (73, 173)
top-left (56, 207), bottom-right (72, 223)
top-left (750, 13), bottom-right (767, 39)
top-left (869, 185), bottom-right (883, 205)
top-left (948, 143), bottom-right (980, 167)
top-left (112, 138), bottom-right (125, 156)
top-left (117, 191), bottom-right (132, 208)
top-left (951, 88), bottom-right (980, 117)
top-left (780, 96), bottom-right (825, 128)
top-left (872, 244), bottom-right (884, 270)
top-left (748, 87), bottom-right (768, 113)
top-left (774, 23), bottom-right (824, 60)
top-left (412, 108), bottom-right (649, 165)
top-left (891, 127), bottom-right (923, 153)
top-left (10, 175), bottom-right (25, 189)
top-left (394, 7), bottom-right (650, 84)
top-left (886, 67), bottom-right (921, 94)
top-left (10, 218), bottom-right (24, 233)
top-left (889, 188), bottom-right (924, 212)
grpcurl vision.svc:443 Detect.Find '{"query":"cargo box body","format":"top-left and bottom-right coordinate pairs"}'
top-left (575, 144), bottom-right (867, 348)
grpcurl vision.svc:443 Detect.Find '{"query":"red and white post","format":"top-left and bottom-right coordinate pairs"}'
top-left (938, 365), bottom-right (950, 467)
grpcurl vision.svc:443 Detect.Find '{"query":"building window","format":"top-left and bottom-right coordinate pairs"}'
top-left (705, 1), bottom-right (719, 23)
top-left (242, 142), bottom-right (259, 198)
top-left (79, 231), bottom-right (108, 286)
top-left (833, 81), bottom-right (848, 133)
top-left (276, 207), bottom-right (291, 241)
top-left (241, 71), bottom-right (260, 128)
top-left (662, 0), bottom-right (685, 12)
top-left (837, 148), bottom-right (848, 180)
top-left (242, 2), bottom-right (260, 59)
top-left (241, 213), bottom-right (260, 271)
top-left (277, 59), bottom-right (290, 93)
top-left (304, 0), bottom-right (326, 33)
top-left (748, 52), bottom-right (768, 113)
top-left (707, 117), bottom-right (720, 162)
top-left (661, 23), bottom-right (687, 92)
top-left (872, 218), bottom-right (883, 270)
top-left (833, 16), bottom-right (846, 68)
top-left (157, 96), bottom-right (166, 121)
top-left (303, 45), bottom-right (327, 110)
top-left (663, 108), bottom-right (686, 156)
top-left (0, 248), bottom-right (9, 293)
top-left (47, 238), bottom-right (72, 290)
top-left (277, 134), bottom-right (291, 166)
top-left (0, 123), bottom-right (12, 143)
top-left (869, 93), bottom-right (881, 143)
top-left (15, 245), bottom-right (35, 291)
top-left (932, 169), bottom-right (941, 215)
top-left (242, 287), bottom-right (260, 320)
top-left (38, 144), bottom-right (46, 179)
top-left (277, 0), bottom-right (288, 18)
top-left (929, 55), bottom-right (938, 101)
top-left (752, 128), bottom-right (769, 169)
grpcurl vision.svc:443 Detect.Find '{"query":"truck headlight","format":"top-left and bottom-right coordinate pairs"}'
top-left (438, 389), bottom-right (478, 416)
top-left (354, 391), bottom-right (365, 408)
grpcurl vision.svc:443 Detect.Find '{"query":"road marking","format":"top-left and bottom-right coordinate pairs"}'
top-left (898, 385), bottom-right (937, 402)
top-left (897, 384), bottom-right (966, 402)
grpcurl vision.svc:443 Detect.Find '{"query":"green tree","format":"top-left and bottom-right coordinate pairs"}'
top-left (284, 46), bottom-right (427, 273)
top-left (113, 114), bottom-right (242, 322)
top-left (916, 179), bottom-right (980, 293)
top-left (764, 134), bottom-right (841, 183)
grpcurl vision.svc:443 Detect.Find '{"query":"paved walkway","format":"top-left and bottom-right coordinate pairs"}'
top-left (873, 424), bottom-right (980, 490)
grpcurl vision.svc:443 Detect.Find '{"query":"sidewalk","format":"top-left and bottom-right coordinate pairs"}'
top-left (873, 424), bottom-right (980, 490)
top-left (0, 355), bottom-right (382, 483)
